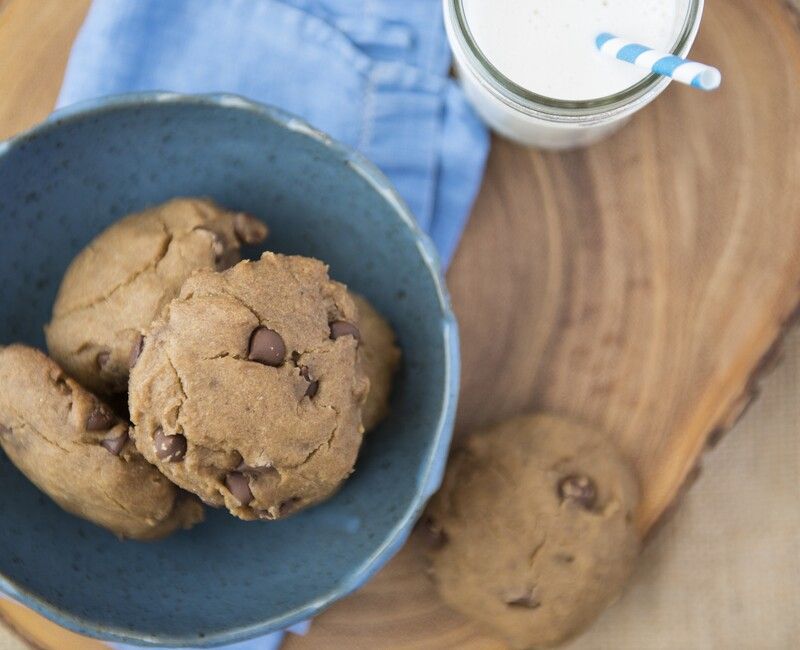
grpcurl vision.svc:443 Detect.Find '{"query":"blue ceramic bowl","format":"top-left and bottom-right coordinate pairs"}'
top-left (0, 93), bottom-right (458, 646)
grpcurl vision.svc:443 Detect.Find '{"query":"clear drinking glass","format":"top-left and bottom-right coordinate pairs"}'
top-left (444, 0), bottom-right (705, 150)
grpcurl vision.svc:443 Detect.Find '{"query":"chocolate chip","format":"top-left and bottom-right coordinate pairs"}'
top-left (278, 496), bottom-right (301, 516)
top-left (86, 406), bottom-right (116, 431)
top-left (329, 321), bottom-right (361, 342)
top-left (558, 475), bottom-right (597, 510)
top-left (96, 351), bottom-right (111, 370)
top-left (154, 428), bottom-right (187, 462)
top-left (503, 587), bottom-right (540, 609)
top-left (299, 366), bottom-right (319, 399)
top-left (101, 429), bottom-right (129, 455)
top-left (233, 212), bottom-right (268, 244)
top-left (305, 380), bottom-right (319, 399)
top-left (225, 472), bottom-right (253, 506)
top-left (129, 335), bottom-right (144, 369)
top-left (248, 327), bottom-right (285, 366)
top-left (0, 423), bottom-right (11, 438)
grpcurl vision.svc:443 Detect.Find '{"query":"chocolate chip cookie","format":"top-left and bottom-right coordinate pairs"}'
top-left (425, 414), bottom-right (640, 649)
top-left (352, 294), bottom-right (401, 432)
top-left (0, 345), bottom-right (203, 540)
top-left (129, 252), bottom-right (369, 521)
top-left (45, 198), bottom-right (268, 395)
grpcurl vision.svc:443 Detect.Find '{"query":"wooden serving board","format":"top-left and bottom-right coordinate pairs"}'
top-left (1, 0), bottom-right (800, 648)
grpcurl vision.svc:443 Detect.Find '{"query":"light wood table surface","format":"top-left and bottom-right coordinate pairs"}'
top-left (1, 0), bottom-right (799, 648)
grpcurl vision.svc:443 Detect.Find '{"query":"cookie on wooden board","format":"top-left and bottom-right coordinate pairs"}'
top-left (425, 414), bottom-right (641, 649)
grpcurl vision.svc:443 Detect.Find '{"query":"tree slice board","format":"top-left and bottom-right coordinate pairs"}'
top-left (0, 0), bottom-right (799, 648)
top-left (286, 0), bottom-right (800, 647)
top-left (450, 0), bottom-right (800, 537)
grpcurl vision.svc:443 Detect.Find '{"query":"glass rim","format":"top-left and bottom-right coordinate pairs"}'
top-left (448, 0), bottom-right (704, 119)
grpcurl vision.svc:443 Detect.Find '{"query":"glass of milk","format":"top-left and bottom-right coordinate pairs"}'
top-left (444, 0), bottom-right (704, 149)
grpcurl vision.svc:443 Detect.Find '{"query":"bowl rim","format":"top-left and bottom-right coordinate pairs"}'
top-left (0, 91), bottom-right (460, 647)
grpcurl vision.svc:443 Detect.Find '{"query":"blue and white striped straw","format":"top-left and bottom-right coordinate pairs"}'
top-left (596, 32), bottom-right (721, 91)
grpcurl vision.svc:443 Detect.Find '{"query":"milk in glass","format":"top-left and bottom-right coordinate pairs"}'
top-left (444, 0), bottom-right (701, 148)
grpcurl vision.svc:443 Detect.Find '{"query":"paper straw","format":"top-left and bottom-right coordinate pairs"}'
top-left (596, 32), bottom-right (722, 91)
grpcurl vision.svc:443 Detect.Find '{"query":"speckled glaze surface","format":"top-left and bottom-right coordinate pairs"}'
top-left (0, 93), bottom-right (459, 647)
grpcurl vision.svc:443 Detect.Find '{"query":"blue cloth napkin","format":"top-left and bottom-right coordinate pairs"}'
top-left (57, 0), bottom-right (489, 269)
top-left (53, 0), bottom-right (488, 648)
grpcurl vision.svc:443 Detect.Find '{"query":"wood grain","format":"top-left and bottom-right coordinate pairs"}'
top-left (293, 1), bottom-right (800, 646)
top-left (0, 599), bottom-right (106, 650)
top-left (449, 0), bottom-right (800, 535)
top-left (0, 0), bottom-right (89, 140)
top-left (1, 0), bottom-right (799, 648)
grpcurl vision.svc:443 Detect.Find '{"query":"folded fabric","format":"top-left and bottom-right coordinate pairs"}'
top-left (57, 0), bottom-right (489, 268)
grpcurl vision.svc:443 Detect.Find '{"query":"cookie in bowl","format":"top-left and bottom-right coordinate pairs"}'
top-left (129, 252), bottom-right (369, 521)
top-left (0, 345), bottom-right (203, 540)
top-left (45, 197), bottom-right (268, 395)
top-left (353, 294), bottom-right (401, 432)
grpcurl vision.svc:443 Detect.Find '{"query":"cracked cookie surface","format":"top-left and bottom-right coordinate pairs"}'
top-left (352, 294), bottom-right (401, 432)
top-left (425, 414), bottom-right (640, 649)
top-left (129, 252), bottom-right (369, 521)
top-left (0, 345), bottom-right (203, 540)
top-left (45, 197), bottom-right (268, 395)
